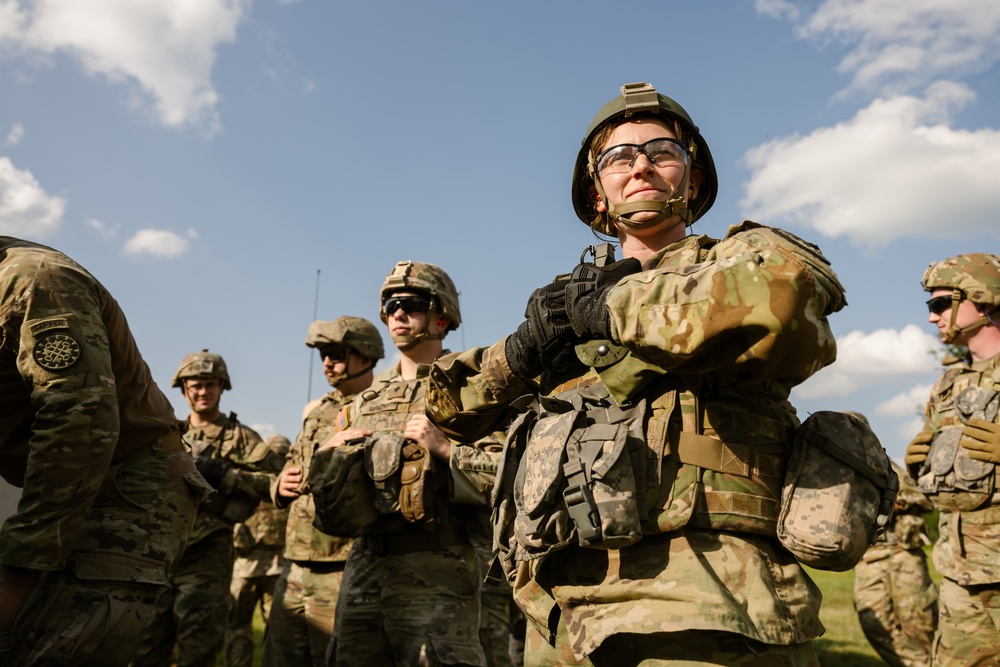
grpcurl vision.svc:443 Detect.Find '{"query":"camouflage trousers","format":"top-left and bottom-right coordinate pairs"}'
top-left (328, 537), bottom-right (487, 667)
top-left (480, 588), bottom-right (523, 667)
top-left (132, 529), bottom-right (235, 667)
top-left (0, 450), bottom-right (199, 667)
top-left (935, 577), bottom-right (1000, 667)
top-left (263, 559), bottom-right (344, 667)
top-left (224, 572), bottom-right (278, 667)
top-left (523, 621), bottom-right (819, 667)
top-left (853, 547), bottom-right (937, 667)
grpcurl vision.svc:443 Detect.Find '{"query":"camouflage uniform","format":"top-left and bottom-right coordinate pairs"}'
top-left (0, 237), bottom-right (203, 665)
top-left (133, 411), bottom-right (283, 667)
top-left (853, 461), bottom-right (937, 667)
top-left (263, 390), bottom-right (359, 667)
top-left (912, 254), bottom-right (1000, 667)
top-left (225, 435), bottom-right (291, 667)
top-left (324, 361), bottom-right (490, 667)
top-left (421, 82), bottom-right (845, 667)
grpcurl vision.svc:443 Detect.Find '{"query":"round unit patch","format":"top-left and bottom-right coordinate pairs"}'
top-left (33, 333), bottom-right (82, 371)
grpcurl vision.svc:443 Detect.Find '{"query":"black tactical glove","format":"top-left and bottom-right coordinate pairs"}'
top-left (195, 455), bottom-right (231, 489)
top-left (505, 277), bottom-right (575, 378)
top-left (565, 257), bottom-right (642, 341)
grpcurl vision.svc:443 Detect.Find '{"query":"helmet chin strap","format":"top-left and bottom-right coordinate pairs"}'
top-left (941, 288), bottom-right (992, 343)
top-left (390, 312), bottom-right (446, 351)
top-left (330, 358), bottom-right (375, 387)
top-left (588, 149), bottom-right (694, 233)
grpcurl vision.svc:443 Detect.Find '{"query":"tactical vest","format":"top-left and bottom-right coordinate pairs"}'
top-left (916, 360), bottom-right (1000, 511)
top-left (186, 414), bottom-right (262, 525)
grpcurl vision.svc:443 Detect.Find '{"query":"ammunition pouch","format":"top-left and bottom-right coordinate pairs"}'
top-left (777, 411), bottom-right (898, 571)
top-left (366, 433), bottom-right (405, 515)
top-left (916, 385), bottom-right (998, 511)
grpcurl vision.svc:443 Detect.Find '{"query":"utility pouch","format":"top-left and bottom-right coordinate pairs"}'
top-left (917, 385), bottom-right (997, 511)
top-left (777, 411), bottom-right (898, 571)
top-left (309, 440), bottom-right (379, 537)
top-left (366, 432), bottom-right (405, 515)
top-left (398, 441), bottom-right (440, 523)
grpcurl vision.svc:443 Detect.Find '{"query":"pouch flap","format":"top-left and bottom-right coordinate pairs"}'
top-left (366, 432), bottom-right (405, 482)
top-left (515, 410), bottom-right (576, 515)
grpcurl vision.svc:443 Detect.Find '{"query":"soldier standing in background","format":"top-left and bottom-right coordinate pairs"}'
top-left (423, 82), bottom-right (846, 665)
top-left (853, 453), bottom-right (938, 667)
top-left (312, 261), bottom-right (490, 666)
top-left (0, 236), bottom-right (204, 665)
top-left (133, 350), bottom-right (284, 667)
top-left (225, 434), bottom-right (292, 667)
top-left (264, 317), bottom-right (384, 667)
top-left (905, 253), bottom-right (1000, 667)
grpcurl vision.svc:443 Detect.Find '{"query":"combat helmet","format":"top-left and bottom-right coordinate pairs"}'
top-left (305, 316), bottom-right (385, 360)
top-left (171, 349), bottom-right (232, 390)
top-left (379, 260), bottom-right (461, 331)
top-left (572, 82), bottom-right (718, 236)
top-left (921, 253), bottom-right (1000, 342)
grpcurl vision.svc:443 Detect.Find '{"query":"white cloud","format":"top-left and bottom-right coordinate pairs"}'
top-left (250, 423), bottom-right (277, 438)
top-left (0, 156), bottom-right (65, 237)
top-left (875, 383), bottom-right (933, 417)
top-left (5, 123), bottom-right (24, 146)
top-left (777, 0), bottom-right (1000, 94)
top-left (123, 228), bottom-right (191, 257)
top-left (794, 324), bottom-right (941, 399)
top-left (898, 415), bottom-right (927, 443)
top-left (741, 82), bottom-right (1000, 246)
top-left (0, 0), bottom-right (247, 134)
top-left (86, 217), bottom-right (118, 238)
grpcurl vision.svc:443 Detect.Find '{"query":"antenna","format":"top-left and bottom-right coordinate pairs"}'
top-left (306, 269), bottom-right (320, 402)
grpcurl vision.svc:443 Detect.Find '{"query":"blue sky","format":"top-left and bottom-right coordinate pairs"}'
top-left (2, 0), bottom-right (999, 465)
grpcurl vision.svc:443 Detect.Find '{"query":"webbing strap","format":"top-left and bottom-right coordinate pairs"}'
top-left (676, 432), bottom-right (784, 479)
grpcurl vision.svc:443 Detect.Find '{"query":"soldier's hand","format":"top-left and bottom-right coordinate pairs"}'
top-left (565, 257), bottom-right (642, 341)
top-left (317, 428), bottom-right (371, 453)
top-left (277, 466), bottom-right (303, 500)
top-left (404, 413), bottom-right (452, 462)
top-left (961, 418), bottom-right (1000, 464)
top-left (505, 277), bottom-right (575, 378)
top-left (904, 430), bottom-right (934, 479)
top-left (0, 564), bottom-right (38, 630)
top-left (195, 456), bottom-right (232, 489)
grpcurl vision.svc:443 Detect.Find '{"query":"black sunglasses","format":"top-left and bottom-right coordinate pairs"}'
top-left (926, 294), bottom-right (961, 316)
top-left (382, 295), bottom-right (432, 317)
top-left (317, 345), bottom-right (349, 362)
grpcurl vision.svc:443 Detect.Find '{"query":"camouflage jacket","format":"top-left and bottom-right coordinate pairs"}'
top-left (184, 413), bottom-right (283, 544)
top-left (0, 237), bottom-right (184, 571)
top-left (232, 500), bottom-right (288, 578)
top-left (274, 388), bottom-right (357, 562)
top-left (426, 222), bottom-right (844, 654)
top-left (922, 351), bottom-right (1000, 584)
top-left (863, 462), bottom-right (932, 560)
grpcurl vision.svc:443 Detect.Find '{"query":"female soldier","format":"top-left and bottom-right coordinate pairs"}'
top-left (425, 82), bottom-right (846, 666)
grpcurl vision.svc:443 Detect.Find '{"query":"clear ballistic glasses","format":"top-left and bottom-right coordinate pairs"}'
top-left (594, 137), bottom-right (689, 175)
top-left (382, 295), bottom-right (432, 317)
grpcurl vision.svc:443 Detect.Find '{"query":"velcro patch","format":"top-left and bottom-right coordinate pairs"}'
top-left (28, 318), bottom-right (70, 336)
top-left (33, 333), bottom-right (82, 371)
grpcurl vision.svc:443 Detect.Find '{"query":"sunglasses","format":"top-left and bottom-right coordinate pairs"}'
top-left (926, 294), bottom-right (960, 316)
top-left (382, 295), bottom-right (432, 317)
top-left (317, 345), bottom-right (349, 363)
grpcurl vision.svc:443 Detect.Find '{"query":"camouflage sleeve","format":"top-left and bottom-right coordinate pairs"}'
top-left (224, 425), bottom-right (283, 502)
top-left (449, 432), bottom-right (503, 505)
top-left (426, 343), bottom-right (536, 442)
top-left (607, 223), bottom-right (846, 385)
top-left (0, 264), bottom-right (120, 571)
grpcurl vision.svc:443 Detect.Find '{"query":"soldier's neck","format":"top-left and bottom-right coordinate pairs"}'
top-left (188, 408), bottom-right (222, 428)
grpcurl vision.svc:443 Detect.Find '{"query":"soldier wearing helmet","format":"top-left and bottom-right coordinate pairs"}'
top-left (312, 262), bottom-right (493, 667)
top-left (904, 253), bottom-right (1000, 666)
top-left (424, 82), bottom-right (847, 665)
top-left (134, 350), bottom-right (283, 667)
top-left (264, 317), bottom-right (384, 666)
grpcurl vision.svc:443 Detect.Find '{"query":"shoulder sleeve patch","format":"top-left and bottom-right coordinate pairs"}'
top-left (33, 332), bottom-right (82, 371)
top-left (28, 317), bottom-right (70, 336)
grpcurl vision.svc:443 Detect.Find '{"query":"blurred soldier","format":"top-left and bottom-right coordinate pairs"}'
top-left (313, 261), bottom-right (490, 666)
top-left (853, 448), bottom-right (937, 667)
top-left (224, 433), bottom-right (292, 667)
top-left (0, 236), bottom-right (203, 665)
top-left (905, 253), bottom-right (1000, 667)
top-left (264, 316), bottom-right (384, 667)
top-left (423, 82), bottom-right (847, 665)
top-left (133, 350), bottom-right (284, 667)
